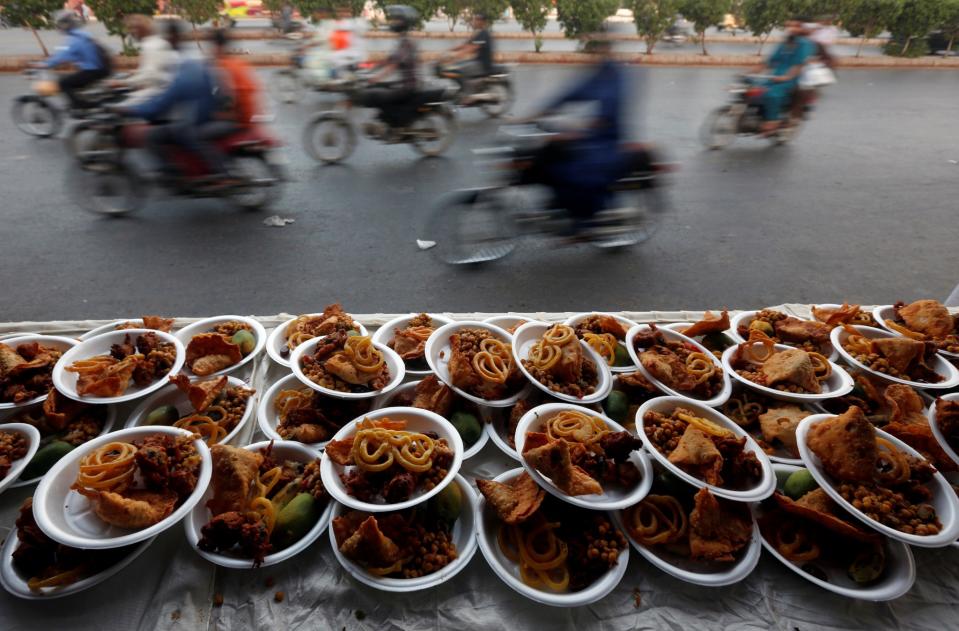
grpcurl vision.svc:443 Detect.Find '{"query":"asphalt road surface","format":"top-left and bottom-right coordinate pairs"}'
top-left (1, 65), bottom-right (956, 321)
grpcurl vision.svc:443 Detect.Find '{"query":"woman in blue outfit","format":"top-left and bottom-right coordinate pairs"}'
top-left (749, 19), bottom-right (814, 135)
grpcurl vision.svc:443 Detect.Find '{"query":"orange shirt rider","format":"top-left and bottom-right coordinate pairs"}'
top-left (213, 56), bottom-right (262, 129)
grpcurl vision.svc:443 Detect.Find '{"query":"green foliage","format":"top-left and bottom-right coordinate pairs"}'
top-left (887, 0), bottom-right (943, 54)
top-left (511, 0), bottom-right (550, 39)
top-left (439, 0), bottom-right (468, 29)
top-left (555, 0), bottom-right (619, 41)
top-left (741, 0), bottom-right (787, 53)
top-left (679, 0), bottom-right (732, 53)
top-left (87, 0), bottom-right (156, 54)
top-left (940, 0), bottom-right (959, 51)
top-left (0, 0), bottom-right (63, 30)
top-left (629, 0), bottom-right (681, 54)
top-left (840, 0), bottom-right (903, 55)
top-left (175, 0), bottom-right (221, 27)
top-left (374, 0), bottom-right (440, 28)
top-left (261, 0), bottom-right (287, 13)
top-left (469, 0), bottom-right (510, 20)
top-left (882, 37), bottom-right (929, 56)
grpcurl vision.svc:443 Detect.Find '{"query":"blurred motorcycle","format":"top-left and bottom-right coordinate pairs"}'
top-left (700, 74), bottom-right (810, 149)
top-left (433, 61), bottom-right (513, 118)
top-left (426, 122), bottom-right (671, 265)
top-left (67, 112), bottom-right (286, 215)
top-left (303, 76), bottom-right (456, 164)
top-left (12, 68), bottom-right (128, 139)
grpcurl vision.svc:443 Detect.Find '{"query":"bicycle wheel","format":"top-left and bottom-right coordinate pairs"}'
top-left (426, 188), bottom-right (517, 265)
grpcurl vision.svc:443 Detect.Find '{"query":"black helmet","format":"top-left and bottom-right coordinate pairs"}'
top-left (386, 5), bottom-right (418, 33)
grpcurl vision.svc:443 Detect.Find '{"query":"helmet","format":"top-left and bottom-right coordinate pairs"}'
top-left (54, 10), bottom-right (81, 32)
top-left (386, 5), bottom-right (418, 33)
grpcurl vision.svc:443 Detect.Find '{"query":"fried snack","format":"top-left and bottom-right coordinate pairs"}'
top-left (882, 386), bottom-right (957, 472)
top-left (936, 398), bottom-right (959, 443)
top-left (522, 439), bottom-right (603, 496)
top-left (898, 300), bottom-right (954, 340)
top-left (285, 304), bottom-right (361, 352)
top-left (68, 354), bottom-right (143, 397)
top-left (688, 488), bottom-right (752, 562)
top-left (275, 388), bottom-right (369, 444)
top-left (524, 324), bottom-right (599, 398)
top-left (300, 332), bottom-right (391, 393)
top-left (207, 444), bottom-right (263, 516)
top-left (0, 341), bottom-right (62, 404)
top-left (738, 310), bottom-right (830, 354)
top-left (389, 313), bottom-right (435, 361)
top-left (633, 325), bottom-right (723, 399)
top-left (169, 374), bottom-right (228, 413)
top-left (448, 328), bottom-right (521, 400)
top-left (411, 375), bottom-right (455, 417)
top-left (807, 406), bottom-right (877, 482)
top-left (812, 303), bottom-right (876, 327)
top-left (623, 495), bottom-right (688, 545)
top-left (761, 348), bottom-right (821, 394)
top-left (338, 515), bottom-right (402, 569)
top-left (186, 333), bottom-right (243, 376)
top-left (668, 426), bottom-right (724, 485)
top-left (499, 516), bottom-right (570, 592)
top-left (116, 316), bottom-right (175, 332)
top-left (89, 489), bottom-right (178, 529)
top-left (0, 431), bottom-right (29, 478)
top-left (757, 406), bottom-right (807, 458)
top-left (773, 488), bottom-right (878, 542)
top-left (680, 310), bottom-right (731, 338)
top-left (476, 472), bottom-right (545, 525)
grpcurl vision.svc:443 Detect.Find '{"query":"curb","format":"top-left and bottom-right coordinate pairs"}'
top-left (4, 51), bottom-right (958, 73)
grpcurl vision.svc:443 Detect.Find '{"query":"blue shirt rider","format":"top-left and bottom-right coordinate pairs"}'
top-left (41, 11), bottom-right (110, 109)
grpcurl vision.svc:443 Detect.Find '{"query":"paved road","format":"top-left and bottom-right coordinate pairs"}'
top-left (1, 65), bottom-right (956, 321)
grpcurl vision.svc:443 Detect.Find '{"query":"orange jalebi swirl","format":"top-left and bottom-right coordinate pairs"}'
top-left (351, 424), bottom-right (437, 474)
top-left (498, 517), bottom-right (570, 592)
top-left (685, 352), bottom-right (716, 384)
top-left (173, 415), bottom-right (228, 445)
top-left (543, 324), bottom-right (576, 347)
top-left (624, 495), bottom-right (687, 546)
top-left (73, 441), bottom-right (137, 494)
top-left (343, 336), bottom-right (385, 374)
top-left (724, 394), bottom-right (764, 427)
top-left (545, 409), bottom-right (609, 452)
top-left (773, 522), bottom-right (820, 563)
top-left (275, 388), bottom-right (312, 421)
top-left (528, 341), bottom-right (561, 371)
top-left (676, 409), bottom-right (735, 438)
top-left (743, 330), bottom-right (777, 364)
top-left (841, 325), bottom-right (874, 356)
top-left (886, 320), bottom-right (926, 341)
top-left (472, 338), bottom-right (514, 384)
top-left (249, 465), bottom-right (283, 535)
top-left (875, 437), bottom-right (911, 485)
top-left (807, 352), bottom-right (832, 381)
top-left (584, 333), bottom-right (618, 365)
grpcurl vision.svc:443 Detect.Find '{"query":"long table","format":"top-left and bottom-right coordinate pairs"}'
top-left (2, 309), bottom-right (957, 631)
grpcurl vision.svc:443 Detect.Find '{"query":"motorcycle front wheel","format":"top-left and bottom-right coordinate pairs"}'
top-left (229, 153), bottom-right (283, 211)
top-left (589, 187), bottom-right (666, 250)
top-left (69, 121), bottom-right (119, 164)
top-left (67, 160), bottom-right (143, 216)
top-left (12, 96), bottom-right (61, 138)
top-left (304, 113), bottom-right (356, 164)
top-left (411, 110), bottom-right (456, 157)
top-left (426, 188), bottom-right (517, 265)
top-left (479, 80), bottom-right (513, 118)
top-left (700, 106), bottom-right (738, 150)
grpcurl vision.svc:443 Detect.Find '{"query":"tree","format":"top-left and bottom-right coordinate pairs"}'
top-left (440, 0), bottom-right (468, 30)
top-left (940, 0), bottom-right (959, 52)
top-left (469, 0), bottom-right (510, 21)
top-left (555, 0), bottom-right (619, 42)
top-left (0, 0), bottom-right (63, 55)
top-left (840, 0), bottom-right (903, 56)
top-left (511, 0), bottom-right (550, 51)
top-left (175, 0), bottom-right (221, 48)
top-left (742, 0), bottom-right (787, 54)
top-left (373, 0), bottom-right (441, 28)
top-left (887, 0), bottom-right (942, 55)
top-left (86, 0), bottom-right (157, 54)
top-left (629, 0), bottom-right (681, 54)
top-left (680, 0), bottom-right (732, 54)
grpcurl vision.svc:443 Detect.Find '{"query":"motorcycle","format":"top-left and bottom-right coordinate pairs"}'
top-left (433, 61), bottom-right (513, 118)
top-left (426, 122), bottom-right (671, 265)
top-left (700, 74), bottom-right (808, 149)
top-left (12, 68), bottom-right (128, 139)
top-left (67, 113), bottom-right (287, 216)
top-left (271, 53), bottom-right (374, 105)
top-left (303, 77), bottom-right (456, 164)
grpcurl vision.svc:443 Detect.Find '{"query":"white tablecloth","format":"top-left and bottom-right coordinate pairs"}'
top-left (2, 310), bottom-right (957, 631)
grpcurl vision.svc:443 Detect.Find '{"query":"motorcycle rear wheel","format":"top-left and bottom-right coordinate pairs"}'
top-left (411, 110), bottom-right (456, 157)
top-left (12, 96), bottom-right (61, 138)
top-left (479, 80), bottom-right (513, 118)
top-left (700, 106), bottom-right (737, 150)
top-left (68, 161), bottom-right (143, 216)
top-left (427, 188), bottom-right (517, 265)
top-left (229, 154), bottom-right (282, 211)
top-left (589, 187), bottom-right (666, 250)
top-left (304, 113), bottom-right (356, 164)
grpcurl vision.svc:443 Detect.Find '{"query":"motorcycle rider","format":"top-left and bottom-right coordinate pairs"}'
top-left (442, 11), bottom-right (495, 104)
top-left (38, 11), bottom-right (111, 110)
top-left (111, 15), bottom-right (179, 105)
top-left (357, 5), bottom-right (420, 130)
top-left (747, 18), bottom-right (814, 136)
top-left (523, 26), bottom-right (628, 238)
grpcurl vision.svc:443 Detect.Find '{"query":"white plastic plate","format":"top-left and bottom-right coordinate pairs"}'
top-left (481, 315), bottom-right (535, 339)
top-left (562, 312), bottom-right (640, 373)
top-left (625, 324), bottom-right (732, 407)
top-left (512, 322), bottom-right (613, 405)
top-left (266, 315), bottom-right (369, 368)
top-left (475, 467), bottom-right (629, 607)
top-left (514, 403), bottom-right (652, 510)
top-left (51, 329), bottom-right (185, 405)
top-left (0, 423), bottom-right (41, 495)
top-left (319, 406), bottom-right (463, 512)
top-left (873, 305), bottom-right (959, 361)
top-left (927, 393), bottom-right (959, 467)
top-left (830, 325), bottom-right (959, 390)
top-left (425, 321), bottom-right (529, 408)
top-left (174, 316), bottom-right (266, 378)
top-left (32, 425), bottom-right (212, 549)
top-left (329, 474), bottom-right (477, 592)
top-left (753, 463), bottom-right (916, 601)
top-left (290, 336), bottom-right (405, 400)
top-left (184, 440), bottom-right (333, 569)
top-left (796, 414), bottom-right (959, 548)
top-left (0, 336), bottom-right (79, 410)
top-left (371, 313), bottom-right (454, 376)
top-left (729, 310), bottom-right (837, 360)
top-left (126, 376), bottom-right (255, 446)
top-left (722, 342), bottom-right (853, 403)
top-left (636, 396), bottom-right (776, 502)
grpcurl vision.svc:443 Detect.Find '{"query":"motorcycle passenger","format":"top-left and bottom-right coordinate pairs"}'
top-left (748, 18), bottom-right (814, 135)
top-left (301, 5), bottom-right (368, 84)
top-left (525, 28), bottom-right (627, 237)
top-left (112, 15), bottom-right (179, 105)
top-left (39, 11), bottom-right (111, 110)
top-left (115, 52), bottom-right (227, 183)
top-left (357, 5), bottom-right (420, 129)
top-left (442, 11), bottom-right (495, 103)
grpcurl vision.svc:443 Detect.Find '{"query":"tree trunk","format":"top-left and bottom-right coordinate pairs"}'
top-left (646, 37), bottom-right (656, 55)
top-left (193, 22), bottom-right (203, 51)
top-left (948, 35), bottom-right (956, 52)
top-left (902, 36), bottom-right (912, 55)
top-left (30, 27), bottom-right (49, 56)
top-left (757, 32), bottom-right (768, 56)
top-left (448, 17), bottom-right (456, 31)
top-left (701, 30), bottom-right (708, 55)
top-left (856, 34), bottom-right (866, 57)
